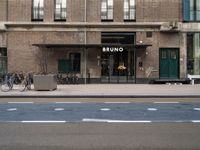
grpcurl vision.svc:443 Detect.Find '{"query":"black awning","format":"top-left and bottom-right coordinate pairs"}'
top-left (32, 43), bottom-right (152, 49)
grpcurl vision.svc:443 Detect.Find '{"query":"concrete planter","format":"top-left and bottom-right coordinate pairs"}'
top-left (33, 74), bottom-right (57, 91)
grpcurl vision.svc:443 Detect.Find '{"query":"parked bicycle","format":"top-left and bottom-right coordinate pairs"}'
top-left (57, 73), bottom-right (79, 84)
top-left (19, 73), bottom-right (32, 92)
top-left (1, 73), bottom-right (15, 92)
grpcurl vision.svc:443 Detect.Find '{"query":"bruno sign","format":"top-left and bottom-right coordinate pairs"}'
top-left (102, 47), bottom-right (124, 53)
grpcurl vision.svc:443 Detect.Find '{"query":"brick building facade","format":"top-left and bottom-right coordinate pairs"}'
top-left (0, 0), bottom-right (199, 83)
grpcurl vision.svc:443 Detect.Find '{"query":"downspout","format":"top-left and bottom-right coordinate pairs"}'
top-left (6, 0), bottom-right (8, 21)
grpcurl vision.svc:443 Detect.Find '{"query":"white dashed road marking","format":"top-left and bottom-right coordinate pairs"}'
top-left (7, 108), bottom-right (17, 111)
top-left (82, 118), bottom-right (152, 123)
top-left (100, 108), bottom-right (110, 111)
top-left (21, 121), bottom-right (67, 123)
top-left (104, 102), bottom-right (131, 104)
top-left (193, 108), bottom-right (200, 111)
top-left (192, 120), bottom-right (200, 123)
top-left (8, 102), bottom-right (34, 104)
top-left (55, 102), bottom-right (81, 104)
top-left (54, 108), bottom-right (65, 111)
top-left (154, 102), bottom-right (179, 104)
top-left (147, 108), bottom-right (157, 111)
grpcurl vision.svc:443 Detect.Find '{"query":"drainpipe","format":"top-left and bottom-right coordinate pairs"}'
top-left (6, 0), bottom-right (8, 21)
top-left (84, 0), bottom-right (87, 84)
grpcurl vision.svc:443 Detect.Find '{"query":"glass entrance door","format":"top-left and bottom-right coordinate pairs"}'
top-left (101, 32), bottom-right (135, 83)
top-left (101, 50), bottom-right (135, 83)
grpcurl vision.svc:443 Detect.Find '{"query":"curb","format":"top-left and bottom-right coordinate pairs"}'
top-left (1, 95), bottom-right (200, 98)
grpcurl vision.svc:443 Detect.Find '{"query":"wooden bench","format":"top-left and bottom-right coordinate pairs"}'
top-left (187, 74), bottom-right (200, 85)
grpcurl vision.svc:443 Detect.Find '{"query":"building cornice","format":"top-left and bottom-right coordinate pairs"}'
top-left (2, 22), bottom-right (200, 32)
top-left (181, 23), bottom-right (200, 32)
top-left (4, 22), bottom-right (162, 28)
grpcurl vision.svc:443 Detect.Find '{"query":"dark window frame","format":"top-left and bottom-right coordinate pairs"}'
top-left (32, 0), bottom-right (44, 21)
top-left (69, 53), bottom-right (81, 73)
top-left (54, 0), bottom-right (67, 21)
top-left (0, 48), bottom-right (8, 76)
top-left (101, 0), bottom-right (114, 21)
top-left (146, 32), bottom-right (152, 38)
top-left (192, 0), bottom-right (200, 21)
top-left (124, 0), bottom-right (136, 21)
top-left (187, 33), bottom-right (200, 75)
top-left (184, 0), bottom-right (200, 21)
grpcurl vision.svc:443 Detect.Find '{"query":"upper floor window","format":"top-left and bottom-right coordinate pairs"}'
top-left (184, 0), bottom-right (200, 21)
top-left (101, 0), bottom-right (113, 21)
top-left (124, 0), bottom-right (135, 21)
top-left (54, 0), bottom-right (66, 21)
top-left (32, 0), bottom-right (44, 21)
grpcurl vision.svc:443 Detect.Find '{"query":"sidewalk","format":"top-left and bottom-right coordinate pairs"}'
top-left (0, 84), bottom-right (200, 98)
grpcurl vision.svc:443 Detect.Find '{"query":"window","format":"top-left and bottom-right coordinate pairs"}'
top-left (69, 53), bottom-right (81, 72)
top-left (124, 0), bottom-right (135, 21)
top-left (54, 0), bottom-right (66, 21)
top-left (101, 0), bottom-right (113, 21)
top-left (0, 48), bottom-right (7, 76)
top-left (187, 33), bottom-right (200, 75)
top-left (184, 0), bottom-right (200, 21)
top-left (32, 0), bottom-right (44, 21)
top-left (146, 32), bottom-right (152, 38)
top-left (161, 51), bottom-right (167, 59)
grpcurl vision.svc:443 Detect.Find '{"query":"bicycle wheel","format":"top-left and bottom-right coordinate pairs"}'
top-left (19, 80), bottom-right (26, 92)
top-left (27, 83), bottom-right (31, 90)
top-left (1, 82), bottom-right (11, 92)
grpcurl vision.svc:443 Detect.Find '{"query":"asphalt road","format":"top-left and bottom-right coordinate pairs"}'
top-left (0, 98), bottom-right (200, 150)
top-left (0, 102), bottom-right (200, 122)
top-left (0, 123), bottom-right (200, 150)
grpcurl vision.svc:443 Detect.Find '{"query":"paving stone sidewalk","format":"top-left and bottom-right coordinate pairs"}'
top-left (0, 84), bottom-right (200, 98)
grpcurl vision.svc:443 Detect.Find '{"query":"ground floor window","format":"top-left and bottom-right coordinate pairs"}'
top-left (58, 53), bottom-right (80, 73)
top-left (69, 53), bottom-right (81, 73)
top-left (0, 48), bottom-right (7, 77)
top-left (187, 33), bottom-right (200, 75)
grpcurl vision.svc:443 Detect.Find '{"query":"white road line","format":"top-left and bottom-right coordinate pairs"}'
top-left (100, 108), bottom-right (111, 111)
top-left (191, 120), bottom-right (200, 123)
top-left (54, 108), bottom-right (65, 111)
top-left (55, 102), bottom-right (81, 104)
top-left (82, 118), bottom-right (151, 123)
top-left (193, 108), bottom-right (200, 111)
top-left (154, 102), bottom-right (179, 104)
top-left (8, 102), bottom-right (34, 104)
top-left (107, 120), bottom-right (152, 123)
top-left (21, 121), bottom-right (67, 123)
top-left (104, 102), bottom-right (131, 104)
top-left (7, 108), bottom-right (17, 111)
top-left (147, 108), bottom-right (157, 111)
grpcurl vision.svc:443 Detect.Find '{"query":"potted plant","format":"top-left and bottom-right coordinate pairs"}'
top-left (33, 47), bottom-right (57, 91)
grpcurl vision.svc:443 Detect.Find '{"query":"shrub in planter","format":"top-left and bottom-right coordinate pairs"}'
top-left (33, 47), bottom-right (57, 91)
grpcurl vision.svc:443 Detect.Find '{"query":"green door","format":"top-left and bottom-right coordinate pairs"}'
top-left (58, 59), bottom-right (71, 73)
top-left (160, 48), bottom-right (179, 79)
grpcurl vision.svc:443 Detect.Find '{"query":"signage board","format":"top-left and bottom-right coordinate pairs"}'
top-left (102, 47), bottom-right (124, 53)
